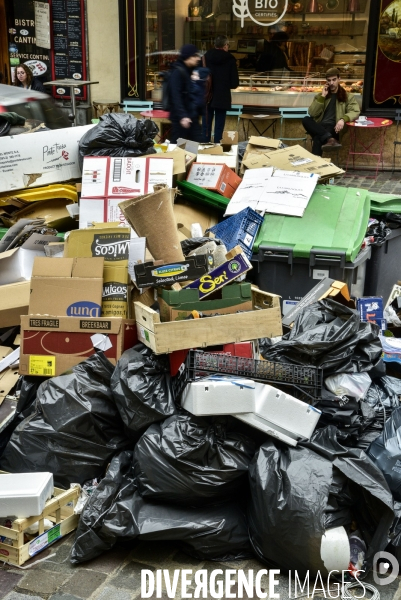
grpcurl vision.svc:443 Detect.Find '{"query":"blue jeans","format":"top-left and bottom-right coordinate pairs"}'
top-left (202, 106), bottom-right (227, 143)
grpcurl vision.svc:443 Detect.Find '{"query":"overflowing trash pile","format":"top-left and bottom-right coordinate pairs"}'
top-left (2, 114), bottom-right (401, 587)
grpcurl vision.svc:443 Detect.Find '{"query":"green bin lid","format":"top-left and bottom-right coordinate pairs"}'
top-left (0, 228), bottom-right (8, 241)
top-left (177, 180), bottom-right (229, 213)
top-left (253, 184), bottom-right (370, 262)
top-left (368, 191), bottom-right (401, 216)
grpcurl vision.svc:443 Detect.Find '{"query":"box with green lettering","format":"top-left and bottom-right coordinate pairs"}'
top-left (19, 316), bottom-right (137, 376)
top-left (158, 282), bottom-right (253, 322)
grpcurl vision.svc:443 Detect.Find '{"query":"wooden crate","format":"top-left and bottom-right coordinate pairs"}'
top-left (0, 472), bottom-right (80, 566)
top-left (134, 288), bottom-right (282, 354)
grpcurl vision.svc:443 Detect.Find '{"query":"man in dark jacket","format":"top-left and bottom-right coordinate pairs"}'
top-left (203, 36), bottom-right (239, 143)
top-left (169, 44), bottom-right (201, 143)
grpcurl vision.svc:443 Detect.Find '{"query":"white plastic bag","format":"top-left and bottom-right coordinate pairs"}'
top-left (325, 372), bottom-right (371, 400)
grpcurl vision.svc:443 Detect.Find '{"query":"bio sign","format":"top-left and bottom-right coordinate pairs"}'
top-left (233, 0), bottom-right (288, 28)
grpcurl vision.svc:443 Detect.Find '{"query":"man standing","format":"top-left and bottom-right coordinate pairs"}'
top-left (169, 44), bottom-right (201, 143)
top-left (302, 67), bottom-right (360, 156)
top-left (203, 35), bottom-right (239, 143)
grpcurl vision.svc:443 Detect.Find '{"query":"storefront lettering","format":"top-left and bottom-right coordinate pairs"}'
top-left (233, 0), bottom-right (288, 28)
top-left (14, 19), bottom-right (34, 26)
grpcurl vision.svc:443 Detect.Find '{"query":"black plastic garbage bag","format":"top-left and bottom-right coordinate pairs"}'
top-left (0, 353), bottom-right (130, 488)
top-left (248, 426), bottom-right (394, 576)
top-left (368, 407), bottom-right (401, 501)
top-left (78, 113), bottom-right (157, 167)
top-left (365, 376), bottom-right (401, 416)
top-left (134, 413), bottom-right (255, 504)
top-left (71, 451), bottom-right (252, 564)
top-left (111, 347), bottom-right (177, 433)
top-left (260, 299), bottom-right (383, 375)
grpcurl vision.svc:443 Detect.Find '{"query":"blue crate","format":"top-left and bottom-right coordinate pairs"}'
top-left (206, 207), bottom-right (264, 259)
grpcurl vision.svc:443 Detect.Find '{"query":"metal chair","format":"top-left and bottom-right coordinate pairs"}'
top-left (226, 104), bottom-right (243, 123)
top-left (121, 100), bottom-right (153, 113)
top-left (278, 107), bottom-right (309, 146)
top-left (393, 109), bottom-right (401, 172)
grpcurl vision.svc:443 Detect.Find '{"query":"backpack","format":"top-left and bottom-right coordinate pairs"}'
top-left (161, 64), bottom-right (186, 112)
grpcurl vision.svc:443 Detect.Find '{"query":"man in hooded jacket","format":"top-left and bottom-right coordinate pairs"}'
top-left (169, 44), bottom-right (202, 143)
top-left (203, 35), bottom-right (239, 143)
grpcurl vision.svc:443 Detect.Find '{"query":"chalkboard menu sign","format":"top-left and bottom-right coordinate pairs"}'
top-left (49, 0), bottom-right (87, 100)
top-left (160, 0), bottom-right (175, 52)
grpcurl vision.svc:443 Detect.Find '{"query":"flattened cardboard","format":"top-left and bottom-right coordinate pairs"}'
top-left (2, 198), bottom-right (75, 230)
top-left (135, 255), bottom-right (208, 288)
top-left (0, 125), bottom-right (94, 193)
top-left (186, 163), bottom-right (241, 199)
top-left (29, 257), bottom-right (104, 318)
top-left (240, 136), bottom-right (283, 175)
top-left (0, 281), bottom-right (30, 328)
top-left (154, 148), bottom-right (196, 177)
top-left (242, 145), bottom-right (344, 179)
top-left (20, 316), bottom-right (137, 376)
top-left (174, 200), bottom-right (218, 241)
top-left (0, 234), bottom-right (60, 286)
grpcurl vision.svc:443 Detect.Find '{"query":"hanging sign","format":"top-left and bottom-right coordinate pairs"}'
top-left (232, 0), bottom-right (288, 28)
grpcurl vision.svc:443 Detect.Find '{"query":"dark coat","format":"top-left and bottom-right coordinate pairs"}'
top-left (169, 58), bottom-right (197, 122)
top-left (204, 48), bottom-right (239, 110)
top-left (16, 77), bottom-right (47, 94)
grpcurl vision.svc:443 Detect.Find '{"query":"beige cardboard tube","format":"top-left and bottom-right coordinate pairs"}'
top-left (119, 186), bottom-right (184, 263)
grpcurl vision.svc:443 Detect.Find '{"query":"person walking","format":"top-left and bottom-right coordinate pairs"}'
top-left (302, 67), bottom-right (360, 156)
top-left (13, 64), bottom-right (47, 93)
top-left (168, 44), bottom-right (202, 143)
top-left (203, 35), bottom-right (239, 143)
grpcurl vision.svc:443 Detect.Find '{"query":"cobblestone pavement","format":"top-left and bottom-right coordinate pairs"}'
top-left (1, 534), bottom-right (401, 600)
top-left (2, 169), bottom-right (401, 600)
top-left (335, 169), bottom-right (401, 193)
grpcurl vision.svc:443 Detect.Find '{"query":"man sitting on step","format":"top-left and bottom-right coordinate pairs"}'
top-left (303, 67), bottom-right (360, 156)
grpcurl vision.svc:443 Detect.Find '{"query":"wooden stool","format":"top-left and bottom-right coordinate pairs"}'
top-left (92, 101), bottom-right (120, 118)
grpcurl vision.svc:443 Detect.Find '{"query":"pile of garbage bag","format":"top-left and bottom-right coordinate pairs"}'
top-left (71, 451), bottom-right (252, 564)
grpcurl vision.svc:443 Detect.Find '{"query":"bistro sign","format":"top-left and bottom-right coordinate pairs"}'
top-left (233, 0), bottom-right (288, 28)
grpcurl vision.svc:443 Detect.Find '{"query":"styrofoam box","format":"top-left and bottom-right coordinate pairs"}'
top-left (181, 376), bottom-right (255, 416)
top-left (0, 472), bottom-right (54, 517)
top-left (234, 382), bottom-right (321, 447)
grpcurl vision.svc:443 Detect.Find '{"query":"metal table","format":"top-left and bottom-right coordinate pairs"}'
top-left (345, 117), bottom-right (393, 179)
top-left (44, 79), bottom-right (99, 126)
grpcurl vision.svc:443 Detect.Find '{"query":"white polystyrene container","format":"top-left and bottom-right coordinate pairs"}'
top-left (321, 526), bottom-right (351, 573)
top-left (0, 472), bottom-right (54, 518)
top-left (181, 376), bottom-right (255, 416)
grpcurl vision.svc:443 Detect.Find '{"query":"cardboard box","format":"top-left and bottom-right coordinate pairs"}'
top-left (0, 282), bottom-right (30, 328)
top-left (181, 376), bottom-right (255, 416)
top-left (20, 316), bottom-right (137, 376)
top-left (240, 136), bottom-right (283, 175)
top-left (282, 278), bottom-right (353, 328)
top-left (195, 147), bottom-right (239, 172)
top-left (174, 201), bottom-right (219, 241)
top-left (134, 290), bottom-right (282, 354)
top-left (185, 246), bottom-right (252, 300)
top-left (29, 257), bottom-right (104, 318)
top-left (154, 147), bottom-right (196, 178)
top-left (135, 256), bottom-right (208, 288)
top-left (234, 382), bottom-right (322, 447)
top-left (357, 297), bottom-right (386, 332)
top-left (158, 282), bottom-right (253, 322)
top-left (0, 233), bottom-right (60, 286)
top-left (198, 132), bottom-right (239, 154)
top-left (79, 156), bottom-right (174, 229)
top-left (186, 163), bottom-right (241, 199)
top-left (242, 145), bottom-right (344, 179)
top-left (64, 227), bottom-right (130, 318)
top-left (0, 125), bottom-right (94, 193)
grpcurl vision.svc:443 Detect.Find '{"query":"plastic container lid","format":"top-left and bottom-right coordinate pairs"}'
top-left (253, 185), bottom-right (370, 262)
top-left (177, 180), bottom-right (229, 213)
top-left (369, 191), bottom-right (401, 215)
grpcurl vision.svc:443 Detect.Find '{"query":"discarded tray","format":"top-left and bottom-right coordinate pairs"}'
top-left (173, 350), bottom-right (323, 403)
top-left (0, 472), bottom-right (80, 566)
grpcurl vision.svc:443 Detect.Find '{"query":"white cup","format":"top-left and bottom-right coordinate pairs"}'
top-left (358, 115), bottom-right (367, 121)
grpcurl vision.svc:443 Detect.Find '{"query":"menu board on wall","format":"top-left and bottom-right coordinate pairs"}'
top-left (49, 0), bottom-right (87, 100)
top-left (160, 0), bottom-right (175, 52)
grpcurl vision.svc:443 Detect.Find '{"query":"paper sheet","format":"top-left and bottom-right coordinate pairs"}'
top-left (225, 168), bottom-right (319, 217)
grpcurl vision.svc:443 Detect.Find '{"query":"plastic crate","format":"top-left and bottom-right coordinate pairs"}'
top-left (206, 208), bottom-right (264, 259)
top-left (173, 350), bottom-right (323, 403)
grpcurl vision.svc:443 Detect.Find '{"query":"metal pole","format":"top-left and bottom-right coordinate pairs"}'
top-left (70, 85), bottom-right (77, 126)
